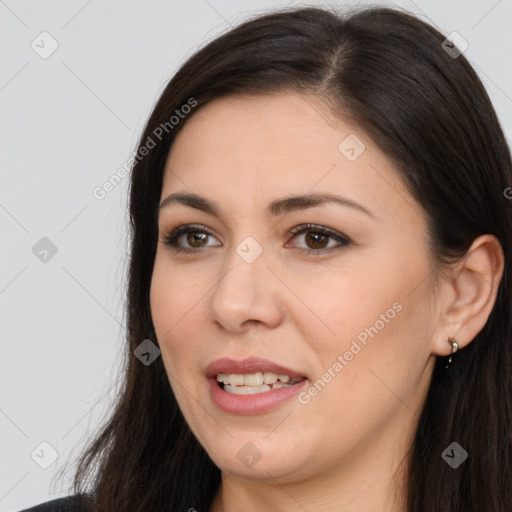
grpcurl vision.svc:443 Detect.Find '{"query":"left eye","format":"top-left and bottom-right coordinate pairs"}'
top-left (287, 224), bottom-right (350, 253)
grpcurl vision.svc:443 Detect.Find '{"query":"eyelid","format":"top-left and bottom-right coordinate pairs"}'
top-left (288, 223), bottom-right (350, 242)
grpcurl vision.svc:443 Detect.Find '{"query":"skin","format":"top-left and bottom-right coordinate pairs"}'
top-left (149, 92), bottom-right (504, 512)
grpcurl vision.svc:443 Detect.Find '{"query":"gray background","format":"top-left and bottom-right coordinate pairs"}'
top-left (1, 0), bottom-right (510, 510)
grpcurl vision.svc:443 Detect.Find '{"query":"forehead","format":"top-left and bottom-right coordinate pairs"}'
top-left (167, 92), bottom-right (359, 168)
top-left (162, 92), bottom-right (416, 223)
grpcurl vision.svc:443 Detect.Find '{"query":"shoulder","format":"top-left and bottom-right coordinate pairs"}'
top-left (18, 494), bottom-right (93, 512)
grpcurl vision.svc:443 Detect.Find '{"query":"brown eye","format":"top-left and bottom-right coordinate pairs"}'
top-left (288, 224), bottom-right (350, 254)
top-left (185, 231), bottom-right (208, 248)
top-left (162, 224), bottom-right (221, 253)
top-left (304, 231), bottom-right (330, 249)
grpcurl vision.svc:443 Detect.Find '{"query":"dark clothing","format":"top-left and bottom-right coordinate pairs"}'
top-left (19, 495), bottom-right (93, 512)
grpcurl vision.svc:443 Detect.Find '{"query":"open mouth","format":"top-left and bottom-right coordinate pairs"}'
top-left (216, 372), bottom-right (306, 395)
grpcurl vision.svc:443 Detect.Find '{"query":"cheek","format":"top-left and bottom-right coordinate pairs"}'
top-left (150, 259), bottom-right (187, 368)
top-left (150, 254), bottom-right (204, 335)
top-left (291, 250), bottom-right (432, 398)
top-left (149, 262), bottom-right (207, 429)
top-left (303, 278), bottom-right (432, 428)
top-left (280, 257), bottom-right (405, 354)
top-left (149, 256), bottom-right (211, 379)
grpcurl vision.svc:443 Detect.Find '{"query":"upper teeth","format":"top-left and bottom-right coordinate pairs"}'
top-left (216, 372), bottom-right (302, 386)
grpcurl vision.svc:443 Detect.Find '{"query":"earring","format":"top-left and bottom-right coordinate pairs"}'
top-left (445, 335), bottom-right (459, 369)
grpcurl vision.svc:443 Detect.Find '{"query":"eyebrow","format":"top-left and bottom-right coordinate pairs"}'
top-left (159, 192), bottom-right (376, 219)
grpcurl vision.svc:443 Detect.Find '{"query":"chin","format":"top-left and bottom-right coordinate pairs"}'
top-left (206, 436), bottom-right (309, 481)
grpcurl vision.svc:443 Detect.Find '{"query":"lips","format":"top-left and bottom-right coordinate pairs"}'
top-left (205, 357), bottom-right (307, 380)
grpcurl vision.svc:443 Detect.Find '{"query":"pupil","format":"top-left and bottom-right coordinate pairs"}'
top-left (188, 232), bottom-right (207, 247)
top-left (306, 232), bottom-right (327, 249)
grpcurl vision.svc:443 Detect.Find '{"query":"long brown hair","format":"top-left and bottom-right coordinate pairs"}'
top-left (66, 5), bottom-right (512, 511)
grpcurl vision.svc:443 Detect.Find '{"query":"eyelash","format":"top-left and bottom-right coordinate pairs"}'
top-left (161, 223), bottom-right (351, 256)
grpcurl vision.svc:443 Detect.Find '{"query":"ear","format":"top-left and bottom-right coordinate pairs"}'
top-left (431, 234), bottom-right (504, 356)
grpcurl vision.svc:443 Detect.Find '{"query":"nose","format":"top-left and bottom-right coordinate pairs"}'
top-left (208, 245), bottom-right (284, 333)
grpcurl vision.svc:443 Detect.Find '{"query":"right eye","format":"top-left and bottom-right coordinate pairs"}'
top-left (162, 224), bottom-right (221, 253)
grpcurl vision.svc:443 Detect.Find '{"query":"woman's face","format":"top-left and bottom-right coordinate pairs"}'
top-left (150, 92), bottom-right (442, 485)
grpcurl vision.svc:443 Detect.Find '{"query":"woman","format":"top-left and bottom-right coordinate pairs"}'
top-left (21, 4), bottom-right (512, 512)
